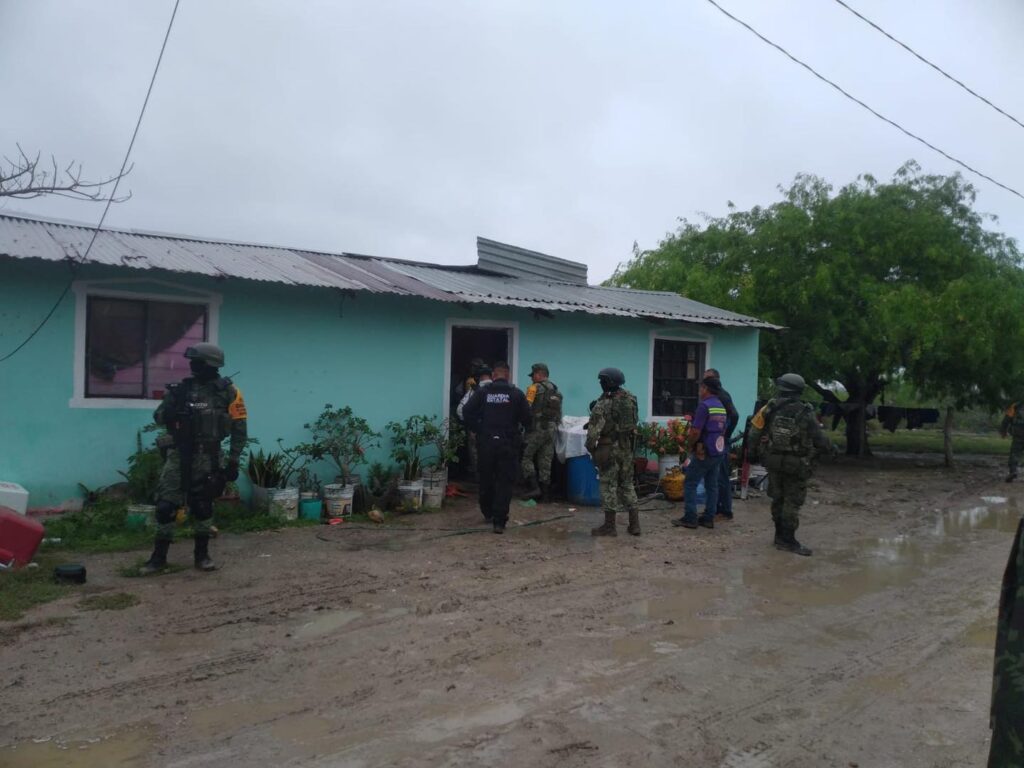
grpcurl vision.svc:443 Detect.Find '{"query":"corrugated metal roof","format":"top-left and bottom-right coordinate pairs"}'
top-left (477, 237), bottom-right (588, 286)
top-left (0, 213), bottom-right (778, 329)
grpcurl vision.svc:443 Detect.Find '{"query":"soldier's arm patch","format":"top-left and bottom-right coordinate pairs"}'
top-left (228, 388), bottom-right (248, 420)
top-left (750, 406), bottom-right (768, 430)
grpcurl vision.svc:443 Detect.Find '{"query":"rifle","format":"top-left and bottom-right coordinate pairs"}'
top-left (166, 382), bottom-right (195, 507)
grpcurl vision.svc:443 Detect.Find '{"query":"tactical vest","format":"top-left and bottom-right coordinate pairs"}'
top-left (766, 398), bottom-right (815, 457)
top-left (606, 389), bottom-right (638, 446)
top-left (168, 377), bottom-right (237, 450)
top-left (533, 380), bottom-right (563, 426)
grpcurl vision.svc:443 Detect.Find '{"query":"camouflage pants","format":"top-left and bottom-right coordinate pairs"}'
top-left (521, 425), bottom-right (556, 484)
top-left (1009, 437), bottom-right (1024, 475)
top-left (989, 518), bottom-right (1024, 767)
top-left (767, 470), bottom-right (807, 533)
top-left (155, 448), bottom-right (219, 539)
top-left (598, 447), bottom-right (638, 515)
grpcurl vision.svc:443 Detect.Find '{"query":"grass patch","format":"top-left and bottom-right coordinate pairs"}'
top-left (0, 554), bottom-right (76, 622)
top-left (79, 592), bottom-right (140, 611)
top-left (830, 428), bottom-right (1007, 456)
top-left (45, 499), bottom-right (319, 554)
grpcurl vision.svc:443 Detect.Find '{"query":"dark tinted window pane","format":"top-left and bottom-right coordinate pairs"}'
top-left (147, 303), bottom-right (206, 399)
top-left (86, 298), bottom-right (146, 398)
top-left (652, 340), bottom-right (706, 417)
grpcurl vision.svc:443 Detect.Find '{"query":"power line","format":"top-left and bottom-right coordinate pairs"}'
top-left (0, 0), bottom-right (182, 364)
top-left (703, 0), bottom-right (1024, 202)
top-left (831, 0), bottom-right (1024, 132)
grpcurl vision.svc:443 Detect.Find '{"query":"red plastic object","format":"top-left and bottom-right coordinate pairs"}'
top-left (0, 507), bottom-right (45, 568)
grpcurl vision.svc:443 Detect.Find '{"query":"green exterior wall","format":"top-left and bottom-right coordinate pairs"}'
top-left (0, 258), bottom-right (760, 509)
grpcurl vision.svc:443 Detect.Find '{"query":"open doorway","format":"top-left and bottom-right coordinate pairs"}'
top-left (448, 324), bottom-right (514, 414)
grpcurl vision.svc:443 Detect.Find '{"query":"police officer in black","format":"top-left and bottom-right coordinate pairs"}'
top-left (461, 360), bottom-right (531, 534)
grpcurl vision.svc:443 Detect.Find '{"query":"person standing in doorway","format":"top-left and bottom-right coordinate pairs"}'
top-left (521, 363), bottom-right (562, 502)
top-left (462, 361), bottom-right (531, 534)
top-left (999, 399), bottom-right (1024, 483)
top-left (746, 373), bottom-right (835, 556)
top-left (586, 367), bottom-right (641, 536)
top-left (672, 378), bottom-right (728, 530)
top-left (457, 362), bottom-right (492, 478)
top-left (703, 368), bottom-right (739, 520)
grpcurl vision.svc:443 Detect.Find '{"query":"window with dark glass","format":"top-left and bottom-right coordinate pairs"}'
top-left (85, 297), bottom-right (207, 399)
top-left (652, 339), bottom-right (706, 417)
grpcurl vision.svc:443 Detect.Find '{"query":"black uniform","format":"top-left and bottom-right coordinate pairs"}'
top-left (462, 377), bottom-right (531, 529)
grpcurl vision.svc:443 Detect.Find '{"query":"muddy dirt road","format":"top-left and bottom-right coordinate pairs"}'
top-left (2, 456), bottom-right (1018, 767)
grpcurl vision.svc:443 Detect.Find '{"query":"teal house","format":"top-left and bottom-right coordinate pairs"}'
top-left (0, 213), bottom-right (774, 511)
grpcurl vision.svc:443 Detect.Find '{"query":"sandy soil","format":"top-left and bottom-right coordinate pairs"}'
top-left (1, 454), bottom-right (1018, 768)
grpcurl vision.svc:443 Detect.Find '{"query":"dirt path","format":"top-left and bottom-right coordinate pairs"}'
top-left (1, 455), bottom-right (1016, 767)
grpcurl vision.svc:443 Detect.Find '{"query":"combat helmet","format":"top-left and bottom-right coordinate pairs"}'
top-left (531, 362), bottom-right (549, 375)
top-left (598, 367), bottom-right (626, 391)
top-left (184, 342), bottom-right (225, 368)
top-left (776, 372), bottom-right (806, 395)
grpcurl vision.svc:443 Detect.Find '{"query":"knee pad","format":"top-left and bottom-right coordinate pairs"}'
top-left (155, 500), bottom-right (177, 525)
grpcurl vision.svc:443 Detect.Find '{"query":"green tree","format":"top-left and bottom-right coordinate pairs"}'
top-left (611, 162), bottom-right (1024, 456)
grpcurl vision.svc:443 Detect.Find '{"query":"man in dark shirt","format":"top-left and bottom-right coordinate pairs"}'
top-left (704, 368), bottom-right (739, 520)
top-left (461, 361), bottom-right (531, 533)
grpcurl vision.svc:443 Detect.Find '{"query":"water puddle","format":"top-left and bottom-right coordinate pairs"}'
top-left (936, 502), bottom-right (1020, 535)
top-left (963, 615), bottom-right (996, 649)
top-left (412, 701), bottom-right (526, 743)
top-left (1, 726), bottom-right (154, 767)
top-left (292, 606), bottom-right (408, 640)
top-left (514, 521), bottom-right (595, 552)
top-left (613, 583), bottom-right (732, 658)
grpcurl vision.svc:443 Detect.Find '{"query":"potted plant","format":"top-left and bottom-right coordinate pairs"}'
top-left (647, 418), bottom-right (691, 478)
top-left (386, 415), bottom-right (438, 483)
top-left (297, 404), bottom-right (379, 485)
top-left (246, 442), bottom-right (303, 515)
top-left (296, 466), bottom-right (323, 521)
top-left (120, 429), bottom-right (163, 530)
top-left (421, 417), bottom-right (464, 509)
top-left (365, 461), bottom-right (399, 512)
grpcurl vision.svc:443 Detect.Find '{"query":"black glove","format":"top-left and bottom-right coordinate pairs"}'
top-left (224, 460), bottom-right (240, 482)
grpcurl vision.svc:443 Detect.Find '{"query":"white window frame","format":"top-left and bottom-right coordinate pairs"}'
top-left (443, 318), bottom-right (519, 419)
top-left (647, 328), bottom-right (712, 423)
top-left (70, 279), bottom-right (221, 409)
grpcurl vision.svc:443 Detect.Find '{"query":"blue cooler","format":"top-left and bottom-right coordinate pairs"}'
top-left (567, 455), bottom-right (601, 506)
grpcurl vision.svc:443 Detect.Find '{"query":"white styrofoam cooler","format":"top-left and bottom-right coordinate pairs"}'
top-left (0, 482), bottom-right (29, 515)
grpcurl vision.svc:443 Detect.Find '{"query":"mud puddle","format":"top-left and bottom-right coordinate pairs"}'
top-left (1, 726), bottom-right (154, 767)
top-left (613, 582), bottom-right (734, 658)
top-left (292, 605), bottom-right (409, 640)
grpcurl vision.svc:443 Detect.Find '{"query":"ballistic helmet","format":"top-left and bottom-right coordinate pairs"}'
top-left (531, 362), bottom-right (549, 375)
top-left (184, 342), bottom-right (225, 368)
top-left (776, 372), bottom-right (806, 395)
top-left (598, 367), bottom-right (626, 389)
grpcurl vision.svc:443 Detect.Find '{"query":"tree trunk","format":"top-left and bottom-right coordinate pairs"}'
top-left (943, 406), bottom-right (954, 468)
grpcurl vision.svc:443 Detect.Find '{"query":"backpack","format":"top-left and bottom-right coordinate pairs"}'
top-left (534, 381), bottom-right (562, 425)
top-left (766, 399), bottom-right (814, 457)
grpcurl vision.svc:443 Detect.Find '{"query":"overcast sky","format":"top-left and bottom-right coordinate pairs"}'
top-left (2, 0), bottom-right (1022, 283)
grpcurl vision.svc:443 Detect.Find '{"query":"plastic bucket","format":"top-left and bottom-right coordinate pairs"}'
top-left (422, 485), bottom-right (444, 509)
top-left (268, 488), bottom-right (299, 520)
top-left (323, 484), bottom-right (355, 517)
top-left (566, 455), bottom-right (601, 507)
top-left (125, 503), bottom-right (156, 530)
top-left (397, 481), bottom-right (423, 512)
top-left (299, 497), bottom-right (323, 521)
top-left (422, 468), bottom-right (447, 490)
top-left (658, 454), bottom-right (681, 479)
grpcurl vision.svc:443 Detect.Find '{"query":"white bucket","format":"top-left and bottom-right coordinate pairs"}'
top-left (324, 484), bottom-right (355, 517)
top-left (126, 503), bottom-right (156, 528)
top-left (422, 485), bottom-right (444, 509)
top-left (267, 487), bottom-right (299, 520)
top-left (397, 481), bottom-right (423, 511)
top-left (658, 454), bottom-right (681, 479)
top-left (422, 468), bottom-right (447, 491)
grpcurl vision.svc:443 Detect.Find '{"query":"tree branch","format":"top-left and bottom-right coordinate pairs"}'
top-left (0, 144), bottom-right (132, 202)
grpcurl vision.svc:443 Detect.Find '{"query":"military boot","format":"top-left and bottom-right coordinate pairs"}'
top-left (521, 476), bottom-right (542, 501)
top-left (193, 535), bottom-right (217, 571)
top-left (1007, 471), bottom-right (1018, 484)
top-left (539, 482), bottom-right (552, 504)
top-left (591, 511), bottom-right (617, 537)
top-left (772, 519), bottom-right (784, 547)
top-left (775, 530), bottom-right (812, 557)
top-left (627, 508), bottom-right (641, 536)
top-left (139, 538), bottom-right (171, 576)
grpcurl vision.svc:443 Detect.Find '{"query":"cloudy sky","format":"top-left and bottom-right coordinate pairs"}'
top-left (2, 0), bottom-right (1022, 282)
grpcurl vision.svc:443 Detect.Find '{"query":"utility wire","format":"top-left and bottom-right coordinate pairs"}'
top-left (0, 0), bottom-right (182, 364)
top-left (703, 0), bottom-right (1024, 202)
top-left (831, 0), bottom-right (1024, 132)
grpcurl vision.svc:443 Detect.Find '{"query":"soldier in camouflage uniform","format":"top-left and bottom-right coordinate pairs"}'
top-left (747, 373), bottom-right (834, 556)
top-left (141, 343), bottom-right (248, 574)
top-left (999, 401), bottom-right (1024, 483)
top-left (521, 363), bottom-right (562, 502)
top-left (586, 367), bottom-right (640, 536)
top-left (988, 516), bottom-right (1024, 767)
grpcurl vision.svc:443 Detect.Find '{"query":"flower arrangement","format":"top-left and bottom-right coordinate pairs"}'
top-left (646, 418), bottom-right (691, 457)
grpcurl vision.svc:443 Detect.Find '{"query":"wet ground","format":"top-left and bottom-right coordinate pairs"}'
top-left (1, 455), bottom-right (1016, 767)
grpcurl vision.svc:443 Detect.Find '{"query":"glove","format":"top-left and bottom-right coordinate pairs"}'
top-left (224, 460), bottom-right (240, 482)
